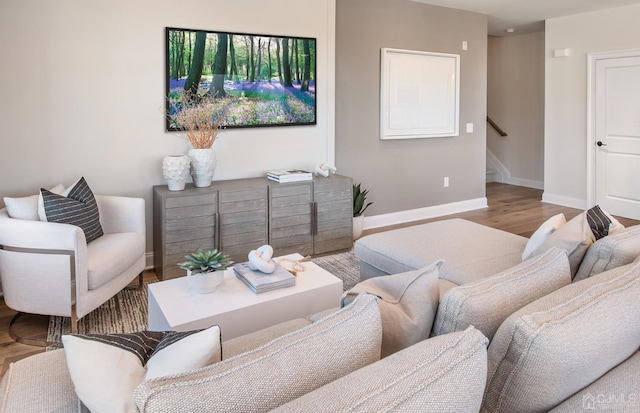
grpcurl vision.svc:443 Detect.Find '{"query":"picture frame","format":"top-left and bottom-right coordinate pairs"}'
top-left (380, 48), bottom-right (460, 140)
top-left (166, 27), bottom-right (317, 130)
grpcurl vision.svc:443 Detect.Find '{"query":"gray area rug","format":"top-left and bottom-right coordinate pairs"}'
top-left (46, 250), bottom-right (360, 349)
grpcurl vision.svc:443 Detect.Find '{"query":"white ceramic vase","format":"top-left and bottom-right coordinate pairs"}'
top-left (162, 155), bottom-right (190, 191)
top-left (188, 148), bottom-right (216, 188)
top-left (187, 269), bottom-right (224, 294)
top-left (353, 215), bottom-right (364, 240)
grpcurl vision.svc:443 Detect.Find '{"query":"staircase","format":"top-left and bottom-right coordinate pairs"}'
top-left (486, 168), bottom-right (498, 183)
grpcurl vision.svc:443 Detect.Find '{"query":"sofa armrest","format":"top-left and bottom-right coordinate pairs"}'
top-left (95, 196), bottom-right (145, 236)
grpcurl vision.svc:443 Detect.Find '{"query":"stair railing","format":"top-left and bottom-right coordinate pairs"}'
top-left (487, 116), bottom-right (507, 137)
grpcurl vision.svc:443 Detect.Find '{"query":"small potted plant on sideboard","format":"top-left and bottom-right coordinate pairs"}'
top-left (178, 248), bottom-right (234, 294)
top-left (353, 183), bottom-right (373, 240)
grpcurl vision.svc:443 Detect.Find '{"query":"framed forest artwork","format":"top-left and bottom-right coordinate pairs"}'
top-left (166, 27), bottom-right (317, 130)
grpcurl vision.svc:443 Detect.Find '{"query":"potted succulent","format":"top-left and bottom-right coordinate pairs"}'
top-left (353, 183), bottom-right (373, 240)
top-left (178, 248), bottom-right (234, 293)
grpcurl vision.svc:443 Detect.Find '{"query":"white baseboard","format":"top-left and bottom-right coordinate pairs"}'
top-left (363, 197), bottom-right (488, 230)
top-left (542, 192), bottom-right (587, 210)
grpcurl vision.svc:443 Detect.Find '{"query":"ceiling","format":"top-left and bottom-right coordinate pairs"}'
top-left (410, 0), bottom-right (640, 36)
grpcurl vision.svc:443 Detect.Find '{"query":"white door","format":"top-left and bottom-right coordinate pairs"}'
top-left (595, 56), bottom-right (640, 220)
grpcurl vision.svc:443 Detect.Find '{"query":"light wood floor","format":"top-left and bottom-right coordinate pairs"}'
top-left (0, 183), bottom-right (637, 376)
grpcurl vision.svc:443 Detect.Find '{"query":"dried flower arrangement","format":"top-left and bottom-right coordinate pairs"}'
top-left (168, 93), bottom-right (228, 149)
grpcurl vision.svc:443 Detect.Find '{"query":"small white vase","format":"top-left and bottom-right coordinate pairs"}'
top-left (187, 269), bottom-right (224, 294)
top-left (188, 148), bottom-right (216, 188)
top-left (162, 155), bottom-right (190, 191)
top-left (353, 215), bottom-right (364, 240)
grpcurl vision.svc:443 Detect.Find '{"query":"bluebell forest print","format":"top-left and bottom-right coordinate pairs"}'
top-left (166, 27), bottom-right (316, 130)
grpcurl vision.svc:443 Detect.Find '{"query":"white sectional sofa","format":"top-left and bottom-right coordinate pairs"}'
top-left (1, 216), bottom-right (640, 412)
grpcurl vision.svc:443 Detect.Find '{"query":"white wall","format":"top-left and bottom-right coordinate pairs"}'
top-left (544, 3), bottom-right (640, 208)
top-left (487, 32), bottom-right (545, 189)
top-left (0, 0), bottom-right (336, 255)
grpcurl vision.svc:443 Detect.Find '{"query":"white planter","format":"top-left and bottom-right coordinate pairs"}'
top-left (188, 148), bottom-right (217, 188)
top-left (162, 155), bottom-right (190, 191)
top-left (187, 269), bottom-right (224, 294)
top-left (353, 215), bottom-right (364, 240)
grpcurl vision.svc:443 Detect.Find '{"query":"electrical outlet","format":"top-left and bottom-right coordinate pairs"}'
top-left (444, 177), bottom-right (449, 188)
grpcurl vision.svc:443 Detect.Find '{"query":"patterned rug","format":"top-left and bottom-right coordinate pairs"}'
top-left (46, 250), bottom-right (360, 349)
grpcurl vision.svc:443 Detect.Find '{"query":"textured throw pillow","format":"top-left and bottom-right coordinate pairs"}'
top-left (574, 224), bottom-right (640, 282)
top-left (531, 212), bottom-right (596, 277)
top-left (40, 177), bottom-right (103, 242)
top-left (272, 326), bottom-right (489, 413)
top-left (521, 213), bottom-right (566, 261)
top-left (482, 261), bottom-right (640, 413)
top-left (133, 294), bottom-right (382, 413)
top-left (62, 326), bottom-right (222, 413)
top-left (433, 247), bottom-right (570, 341)
top-left (3, 184), bottom-right (64, 220)
top-left (340, 260), bottom-right (442, 357)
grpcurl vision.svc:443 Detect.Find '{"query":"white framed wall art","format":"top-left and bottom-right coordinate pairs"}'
top-left (380, 48), bottom-right (460, 140)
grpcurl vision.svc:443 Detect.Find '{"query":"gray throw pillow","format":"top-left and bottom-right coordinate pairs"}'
top-left (340, 260), bottom-right (442, 358)
top-left (482, 261), bottom-right (640, 413)
top-left (41, 177), bottom-right (103, 242)
top-left (574, 224), bottom-right (640, 282)
top-left (272, 326), bottom-right (489, 413)
top-left (433, 247), bottom-right (570, 340)
top-left (133, 294), bottom-right (382, 412)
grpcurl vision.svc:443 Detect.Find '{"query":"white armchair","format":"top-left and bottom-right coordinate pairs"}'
top-left (0, 195), bottom-right (146, 335)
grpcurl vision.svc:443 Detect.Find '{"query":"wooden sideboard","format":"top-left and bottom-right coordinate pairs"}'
top-left (153, 174), bottom-right (353, 280)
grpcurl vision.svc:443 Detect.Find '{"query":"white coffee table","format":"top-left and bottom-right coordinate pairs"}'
top-left (147, 254), bottom-right (344, 340)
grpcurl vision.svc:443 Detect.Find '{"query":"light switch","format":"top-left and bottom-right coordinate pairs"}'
top-left (466, 123), bottom-right (474, 133)
top-left (462, 41), bottom-right (468, 51)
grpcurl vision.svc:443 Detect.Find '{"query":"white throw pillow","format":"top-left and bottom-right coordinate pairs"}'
top-left (62, 325), bottom-right (221, 413)
top-left (3, 184), bottom-right (64, 220)
top-left (522, 213), bottom-right (566, 261)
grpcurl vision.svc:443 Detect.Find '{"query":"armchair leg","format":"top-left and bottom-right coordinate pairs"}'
top-left (70, 310), bottom-right (78, 334)
top-left (138, 272), bottom-right (144, 289)
top-left (8, 312), bottom-right (49, 347)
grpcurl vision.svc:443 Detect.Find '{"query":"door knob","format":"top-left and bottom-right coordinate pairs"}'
top-left (596, 141), bottom-right (607, 147)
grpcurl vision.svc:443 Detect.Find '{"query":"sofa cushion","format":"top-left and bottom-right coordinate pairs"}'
top-left (574, 224), bottom-right (640, 282)
top-left (87, 232), bottom-right (145, 290)
top-left (549, 351), bottom-right (640, 412)
top-left (272, 326), bottom-right (489, 413)
top-left (482, 261), bottom-right (640, 413)
top-left (355, 219), bottom-right (528, 285)
top-left (133, 293), bottom-right (382, 413)
top-left (3, 184), bottom-right (64, 221)
top-left (62, 326), bottom-right (222, 413)
top-left (40, 177), bottom-right (103, 242)
top-left (0, 349), bottom-right (79, 413)
top-left (340, 261), bottom-right (441, 357)
top-left (222, 318), bottom-right (311, 359)
top-left (433, 247), bottom-right (570, 340)
top-left (521, 213), bottom-right (566, 261)
top-left (531, 212), bottom-right (596, 277)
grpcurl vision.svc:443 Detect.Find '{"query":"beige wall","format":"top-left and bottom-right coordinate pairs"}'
top-left (335, 0), bottom-right (488, 222)
top-left (544, 3), bottom-right (640, 208)
top-left (0, 0), bottom-right (336, 256)
top-left (487, 32), bottom-right (545, 189)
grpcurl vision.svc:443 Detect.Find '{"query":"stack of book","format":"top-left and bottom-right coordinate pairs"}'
top-left (267, 169), bottom-right (313, 183)
top-left (233, 261), bottom-right (296, 294)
